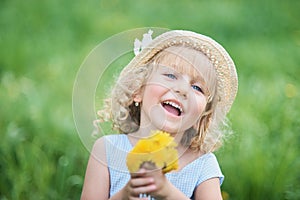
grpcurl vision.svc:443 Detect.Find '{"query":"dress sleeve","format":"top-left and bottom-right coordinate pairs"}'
top-left (196, 153), bottom-right (224, 186)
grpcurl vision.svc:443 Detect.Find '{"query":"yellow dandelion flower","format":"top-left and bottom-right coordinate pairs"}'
top-left (126, 130), bottom-right (179, 173)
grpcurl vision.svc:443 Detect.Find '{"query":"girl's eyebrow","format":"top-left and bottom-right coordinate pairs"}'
top-left (159, 65), bottom-right (175, 71)
top-left (158, 66), bottom-right (179, 74)
top-left (192, 74), bottom-right (206, 84)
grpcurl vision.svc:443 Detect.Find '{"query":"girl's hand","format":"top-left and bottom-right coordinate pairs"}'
top-left (139, 168), bottom-right (169, 199)
top-left (134, 167), bottom-right (190, 200)
top-left (134, 167), bottom-right (168, 199)
top-left (121, 168), bottom-right (157, 200)
top-left (127, 167), bottom-right (178, 200)
top-left (119, 166), bottom-right (189, 200)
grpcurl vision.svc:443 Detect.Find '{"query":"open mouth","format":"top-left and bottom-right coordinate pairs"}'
top-left (161, 100), bottom-right (183, 116)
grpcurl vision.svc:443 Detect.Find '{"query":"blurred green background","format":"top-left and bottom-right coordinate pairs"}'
top-left (1, 0), bottom-right (299, 199)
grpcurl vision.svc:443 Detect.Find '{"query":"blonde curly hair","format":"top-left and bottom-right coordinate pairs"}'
top-left (96, 45), bottom-right (231, 153)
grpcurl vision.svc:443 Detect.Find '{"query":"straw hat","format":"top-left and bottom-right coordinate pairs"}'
top-left (122, 30), bottom-right (238, 114)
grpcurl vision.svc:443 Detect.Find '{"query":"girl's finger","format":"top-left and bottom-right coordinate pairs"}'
top-left (130, 184), bottom-right (157, 195)
top-left (130, 168), bottom-right (148, 178)
top-left (130, 177), bottom-right (154, 187)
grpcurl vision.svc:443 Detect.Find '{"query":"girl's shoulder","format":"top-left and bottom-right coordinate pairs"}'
top-left (179, 149), bottom-right (218, 170)
top-left (187, 152), bottom-right (221, 172)
top-left (102, 134), bottom-right (129, 143)
top-left (92, 134), bottom-right (129, 154)
top-left (102, 133), bottom-right (126, 139)
top-left (102, 134), bottom-right (133, 152)
top-left (191, 153), bottom-right (224, 185)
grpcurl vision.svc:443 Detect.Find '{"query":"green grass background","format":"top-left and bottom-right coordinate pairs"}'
top-left (1, 0), bottom-right (299, 199)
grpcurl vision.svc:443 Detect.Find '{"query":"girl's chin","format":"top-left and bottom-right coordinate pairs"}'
top-left (159, 125), bottom-right (186, 134)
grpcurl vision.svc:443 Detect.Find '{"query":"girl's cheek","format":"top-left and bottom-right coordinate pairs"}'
top-left (147, 83), bottom-right (168, 94)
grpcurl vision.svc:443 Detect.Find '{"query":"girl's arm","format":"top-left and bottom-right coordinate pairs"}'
top-left (193, 178), bottom-right (223, 200)
top-left (81, 138), bottom-right (110, 200)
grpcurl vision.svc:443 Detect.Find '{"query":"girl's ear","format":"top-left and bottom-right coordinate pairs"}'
top-left (133, 93), bottom-right (142, 103)
top-left (133, 86), bottom-right (144, 103)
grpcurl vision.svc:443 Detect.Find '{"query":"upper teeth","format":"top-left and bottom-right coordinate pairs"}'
top-left (164, 101), bottom-right (183, 113)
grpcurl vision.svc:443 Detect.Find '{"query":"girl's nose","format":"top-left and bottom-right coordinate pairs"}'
top-left (173, 82), bottom-right (189, 98)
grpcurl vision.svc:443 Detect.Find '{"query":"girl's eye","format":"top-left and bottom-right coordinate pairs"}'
top-left (192, 85), bottom-right (203, 93)
top-left (164, 73), bottom-right (177, 80)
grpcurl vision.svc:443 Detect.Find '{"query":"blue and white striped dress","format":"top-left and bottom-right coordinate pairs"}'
top-left (105, 134), bottom-right (224, 199)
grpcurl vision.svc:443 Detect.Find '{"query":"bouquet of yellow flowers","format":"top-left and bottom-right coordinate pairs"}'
top-left (126, 131), bottom-right (179, 173)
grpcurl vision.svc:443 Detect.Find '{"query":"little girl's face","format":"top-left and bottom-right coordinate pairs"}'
top-left (137, 46), bottom-right (215, 134)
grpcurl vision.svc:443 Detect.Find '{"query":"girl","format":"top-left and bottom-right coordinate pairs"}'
top-left (81, 30), bottom-right (238, 200)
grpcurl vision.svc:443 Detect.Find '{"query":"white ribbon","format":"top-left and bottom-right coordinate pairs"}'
top-left (134, 29), bottom-right (153, 56)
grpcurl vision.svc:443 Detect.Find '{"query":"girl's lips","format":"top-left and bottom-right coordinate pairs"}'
top-left (161, 100), bottom-right (183, 116)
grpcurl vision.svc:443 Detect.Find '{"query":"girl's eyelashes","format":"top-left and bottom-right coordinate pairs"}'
top-left (164, 73), bottom-right (177, 80)
top-left (191, 84), bottom-right (204, 93)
